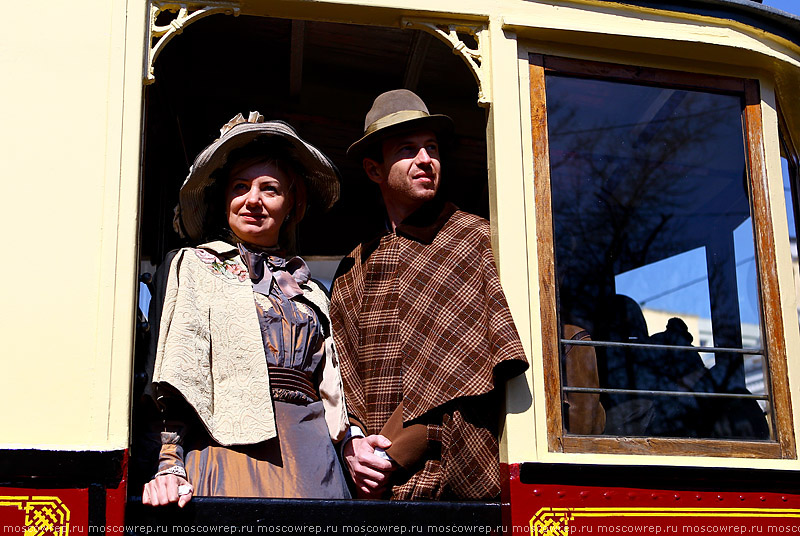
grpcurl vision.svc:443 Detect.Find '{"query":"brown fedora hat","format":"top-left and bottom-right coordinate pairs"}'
top-left (347, 89), bottom-right (454, 159)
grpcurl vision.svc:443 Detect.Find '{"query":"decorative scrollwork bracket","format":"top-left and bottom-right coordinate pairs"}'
top-left (145, 1), bottom-right (240, 85)
top-left (401, 18), bottom-right (490, 107)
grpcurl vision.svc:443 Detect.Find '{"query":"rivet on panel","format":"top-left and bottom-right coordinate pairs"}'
top-left (674, 494), bottom-right (680, 501)
top-left (557, 491), bottom-right (566, 498)
top-left (533, 489), bottom-right (541, 496)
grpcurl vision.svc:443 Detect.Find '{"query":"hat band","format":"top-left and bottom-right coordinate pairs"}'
top-left (364, 110), bottom-right (430, 136)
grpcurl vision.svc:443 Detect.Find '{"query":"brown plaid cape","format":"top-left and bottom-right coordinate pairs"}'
top-left (330, 201), bottom-right (528, 500)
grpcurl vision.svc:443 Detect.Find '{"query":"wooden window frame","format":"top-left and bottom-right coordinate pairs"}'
top-left (530, 54), bottom-right (797, 459)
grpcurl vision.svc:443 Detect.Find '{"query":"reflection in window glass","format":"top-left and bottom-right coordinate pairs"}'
top-left (615, 247), bottom-right (711, 323)
top-left (547, 74), bottom-right (772, 440)
top-left (782, 154), bottom-right (800, 324)
top-left (783, 158), bottom-right (796, 240)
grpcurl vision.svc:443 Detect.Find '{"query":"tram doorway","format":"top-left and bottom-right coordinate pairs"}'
top-left (131, 12), bottom-right (487, 492)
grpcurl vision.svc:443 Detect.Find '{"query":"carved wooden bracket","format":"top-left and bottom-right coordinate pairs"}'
top-left (145, 1), bottom-right (240, 85)
top-left (402, 18), bottom-right (490, 107)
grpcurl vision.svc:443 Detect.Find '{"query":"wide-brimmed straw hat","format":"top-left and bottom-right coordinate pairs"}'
top-left (175, 112), bottom-right (340, 241)
top-left (347, 89), bottom-right (454, 160)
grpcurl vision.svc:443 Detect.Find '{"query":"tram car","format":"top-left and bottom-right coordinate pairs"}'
top-left (2, 0), bottom-right (800, 533)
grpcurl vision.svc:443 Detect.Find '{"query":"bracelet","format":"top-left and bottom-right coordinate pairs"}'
top-left (155, 465), bottom-right (187, 479)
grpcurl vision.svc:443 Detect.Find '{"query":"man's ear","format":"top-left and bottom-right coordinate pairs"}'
top-left (363, 158), bottom-right (385, 185)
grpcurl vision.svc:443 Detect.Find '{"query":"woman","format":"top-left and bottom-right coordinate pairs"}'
top-left (142, 112), bottom-right (350, 506)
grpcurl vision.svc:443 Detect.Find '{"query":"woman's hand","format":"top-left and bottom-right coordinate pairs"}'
top-left (142, 474), bottom-right (194, 507)
top-left (343, 435), bottom-right (395, 499)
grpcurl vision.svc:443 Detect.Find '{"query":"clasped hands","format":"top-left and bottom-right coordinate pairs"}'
top-left (342, 434), bottom-right (396, 499)
top-left (143, 434), bottom-right (395, 503)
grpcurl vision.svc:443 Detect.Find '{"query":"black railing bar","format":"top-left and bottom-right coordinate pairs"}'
top-left (561, 339), bottom-right (763, 355)
top-left (562, 386), bottom-right (769, 400)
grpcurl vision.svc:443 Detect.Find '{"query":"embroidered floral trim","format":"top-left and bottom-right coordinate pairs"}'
top-left (194, 248), bottom-right (249, 282)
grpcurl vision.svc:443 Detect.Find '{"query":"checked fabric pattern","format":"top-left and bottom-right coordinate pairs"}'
top-left (331, 202), bottom-right (528, 499)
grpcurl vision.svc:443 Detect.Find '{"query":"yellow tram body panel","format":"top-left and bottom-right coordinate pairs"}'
top-left (0, 0), bottom-right (799, 490)
top-left (0, 0), bottom-right (146, 451)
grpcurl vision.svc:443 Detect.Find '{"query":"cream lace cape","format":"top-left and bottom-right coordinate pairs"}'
top-left (152, 240), bottom-right (347, 446)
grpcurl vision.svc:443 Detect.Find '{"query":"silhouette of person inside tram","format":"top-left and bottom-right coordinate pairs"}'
top-left (596, 294), bottom-right (769, 439)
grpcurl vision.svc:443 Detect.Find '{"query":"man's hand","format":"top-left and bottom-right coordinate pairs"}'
top-left (142, 474), bottom-right (193, 508)
top-left (343, 434), bottom-right (395, 499)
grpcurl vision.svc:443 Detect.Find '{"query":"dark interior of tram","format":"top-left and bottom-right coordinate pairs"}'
top-left (138, 14), bottom-right (488, 265)
top-left (132, 13), bottom-right (487, 492)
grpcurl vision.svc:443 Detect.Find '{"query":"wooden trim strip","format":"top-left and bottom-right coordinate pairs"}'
top-left (542, 56), bottom-right (747, 94)
top-left (743, 79), bottom-right (797, 459)
top-left (562, 436), bottom-right (781, 458)
top-left (530, 53), bottom-right (565, 453)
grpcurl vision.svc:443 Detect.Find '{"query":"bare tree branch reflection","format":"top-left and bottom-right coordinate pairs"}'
top-left (547, 76), bottom-right (770, 439)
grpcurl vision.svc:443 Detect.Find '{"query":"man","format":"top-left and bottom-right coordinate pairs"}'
top-left (330, 89), bottom-right (528, 501)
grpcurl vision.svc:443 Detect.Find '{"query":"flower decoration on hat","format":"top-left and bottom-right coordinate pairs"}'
top-left (219, 111), bottom-right (265, 138)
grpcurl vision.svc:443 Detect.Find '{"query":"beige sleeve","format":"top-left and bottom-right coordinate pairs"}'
top-left (319, 335), bottom-right (348, 442)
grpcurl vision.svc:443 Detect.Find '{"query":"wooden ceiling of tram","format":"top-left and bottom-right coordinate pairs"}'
top-left (141, 15), bottom-right (488, 260)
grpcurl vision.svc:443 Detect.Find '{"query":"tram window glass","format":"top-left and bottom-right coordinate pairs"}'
top-left (779, 136), bottom-right (800, 321)
top-left (531, 56), bottom-right (795, 458)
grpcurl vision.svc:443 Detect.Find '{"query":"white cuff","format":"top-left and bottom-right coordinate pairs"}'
top-left (338, 425), bottom-right (365, 457)
top-left (373, 447), bottom-right (392, 462)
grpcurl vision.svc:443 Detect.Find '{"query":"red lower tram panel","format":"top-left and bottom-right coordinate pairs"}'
top-left (7, 453), bottom-right (800, 534)
top-left (0, 450), bottom-right (127, 536)
top-left (505, 463), bottom-right (800, 533)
